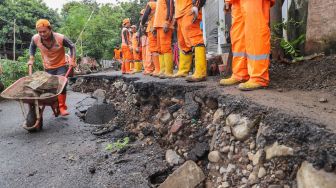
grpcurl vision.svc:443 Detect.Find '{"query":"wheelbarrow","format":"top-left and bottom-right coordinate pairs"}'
top-left (0, 65), bottom-right (72, 132)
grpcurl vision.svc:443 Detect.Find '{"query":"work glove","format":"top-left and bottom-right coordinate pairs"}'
top-left (163, 22), bottom-right (169, 33)
top-left (224, 2), bottom-right (232, 13)
top-left (191, 6), bottom-right (199, 23)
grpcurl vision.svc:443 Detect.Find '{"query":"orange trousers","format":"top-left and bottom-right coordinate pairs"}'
top-left (231, 0), bottom-right (271, 86)
top-left (121, 45), bottom-right (133, 73)
top-left (142, 35), bottom-right (154, 74)
top-left (156, 28), bottom-right (173, 54)
top-left (177, 12), bottom-right (204, 53)
top-left (148, 31), bottom-right (159, 53)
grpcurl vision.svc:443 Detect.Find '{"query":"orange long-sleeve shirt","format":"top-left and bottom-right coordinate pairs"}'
top-left (175, 0), bottom-right (193, 19)
top-left (153, 0), bottom-right (174, 28)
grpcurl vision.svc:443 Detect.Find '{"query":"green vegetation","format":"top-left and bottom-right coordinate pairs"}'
top-left (105, 137), bottom-right (130, 151)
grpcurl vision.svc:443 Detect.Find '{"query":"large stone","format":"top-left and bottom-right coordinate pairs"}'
top-left (226, 114), bottom-right (256, 141)
top-left (76, 97), bottom-right (97, 113)
top-left (166, 150), bottom-right (183, 166)
top-left (92, 89), bottom-right (106, 104)
top-left (160, 112), bottom-right (172, 124)
top-left (85, 104), bottom-right (117, 124)
top-left (208, 151), bottom-right (221, 163)
top-left (253, 150), bottom-right (265, 166)
top-left (159, 161), bottom-right (205, 188)
top-left (212, 108), bottom-right (224, 124)
top-left (184, 92), bottom-right (200, 119)
top-left (297, 161), bottom-right (336, 188)
top-left (258, 167), bottom-right (267, 178)
top-left (265, 142), bottom-right (294, 160)
top-left (170, 119), bottom-right (184, 133)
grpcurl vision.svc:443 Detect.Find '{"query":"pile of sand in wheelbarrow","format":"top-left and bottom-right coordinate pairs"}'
top-left (13, 71), bottom-right (60, 98)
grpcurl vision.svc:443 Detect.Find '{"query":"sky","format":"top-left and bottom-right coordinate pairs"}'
top-left (42, 0), bottom-right (126, 10)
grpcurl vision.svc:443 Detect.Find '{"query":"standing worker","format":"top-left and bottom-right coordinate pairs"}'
top-left (113, 46), bottom-right (122, 70)
top-left (28, 19), bottom-right (76, 116)
top-left (140, 9), bottom-right (154, 75)
top-left (153, 0), bottom-right (175, 78)
top-left (141, 0), bottom-right (160, 77)
top-left (131, 25), bottom-right (142, 73)
top-left (220, 0), bottom-right (275, 91)
top-left (173, 0), bottom-right (207, 82)
top-left (121, 18), bottom-right (133, 74)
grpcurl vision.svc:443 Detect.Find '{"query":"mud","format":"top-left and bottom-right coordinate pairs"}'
top-left (71, 72), bottom-right (336, 187)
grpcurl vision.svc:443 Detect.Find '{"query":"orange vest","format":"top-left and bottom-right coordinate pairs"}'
top-left (114, 49), bottom-right (121, 59)
top-left (153, 0), bottom-right (174, 29)
top-left (146, 2), bottom-right (157, 33)
top-left (121, 27), bottom-right (131, 47)
top-left (175, 0), bottom-right (193, 19)
top-left (33, 32), bottom-right (66, 70)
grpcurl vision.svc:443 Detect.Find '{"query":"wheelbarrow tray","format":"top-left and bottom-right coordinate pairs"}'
top-left (0, 75), bottom-right (68, 105)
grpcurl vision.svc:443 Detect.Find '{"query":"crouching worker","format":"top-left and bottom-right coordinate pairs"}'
top-left (28, 19), bottom-right (76, 116)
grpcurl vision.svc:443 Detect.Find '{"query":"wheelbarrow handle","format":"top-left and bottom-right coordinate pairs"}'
top-left (28, 64), bottom-right (33, 76)
top-left (65, 66), bottom-right (73, 78)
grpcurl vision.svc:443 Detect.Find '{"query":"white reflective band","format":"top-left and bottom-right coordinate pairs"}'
top-left (233, 52), bottom-right (246, 57)
top-left (247, 54), bottom-right (270, 61)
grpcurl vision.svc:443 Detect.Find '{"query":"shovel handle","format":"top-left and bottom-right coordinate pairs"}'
top-left (65, 66), bottom-right (73, 78)
top-left (28, 64), bottom-right (33, 76)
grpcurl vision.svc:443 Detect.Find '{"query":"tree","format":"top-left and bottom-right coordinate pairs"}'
top-left (0, 0), bottom-right (60, 59)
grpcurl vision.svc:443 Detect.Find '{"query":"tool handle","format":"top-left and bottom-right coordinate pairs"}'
top-left (28, 64), bottom-right (33, 76)
top-left (65, 66), bottom-right (73, 78)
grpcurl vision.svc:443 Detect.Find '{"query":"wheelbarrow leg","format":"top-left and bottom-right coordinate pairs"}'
top-left (51, 101), bottom-right (60, 117)
top-left (22, 100), bottom-right (43, 132)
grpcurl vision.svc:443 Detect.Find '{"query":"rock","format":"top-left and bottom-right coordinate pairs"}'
top-left (250, 142), bottom-right (256, 150)
top-left (160, 112), bottom-right (172, 124)
top-left (76, 97), bottom-right (97, 113)
top-left (184, 92), bottom-right (200, 119)
top-left (92, 89), bottom-right (106, 104)
top-left (85, 104), bottom-right (117, 124)
top-left (248, 173), bottom-right (258, 185)
top-left (220, 167), bottom-right (226, 174)
top-left (275, 170), bottom-right (285, 180)
top-left (223, 126), bottom-right (231, 133)
top-left (319, 97), bottom-right (328, 103)
top-left (188, 142), bottom-right (209, 160)
top-left (168, 104), bottom-right (182, 114)
top-left (171, 119), bottom-right (184, 133)
top-left (216, 177), bottom-right (222, 183)
top-left (159, 161), bottom-right (205, 188)
top-left (247, 164), bottom-right (253, 171)
top-left (268, 185), bottom-right (282, 188)
top-left (212, 108), bottom-right (224, 124)
top-left (257, 167), bottom-right (267, 178)
top-left (122, 84), bottom-right (128, 92)
top-left (166, 150), bottom-right (183, 166)
top-left (253, 150), bottom-right (265, 166)
top-left (208, 151), bottom-right (221, 163)
top-left (221, 182), bottom-right (230, 188)
top-left (113, 81), bottom-right (123, 89)
top-left (227, 164), bottom-right (236, 173)
top-left (248, 152), bottom-right (254, 161)
top-left (226, 114), bottom-right (256, 141)
top-left (265, 142), bottom-right (294, 160)
top-left (220, 146), bottom-right (230, 153)
top-left (297, 161), bottom-right (336, 188)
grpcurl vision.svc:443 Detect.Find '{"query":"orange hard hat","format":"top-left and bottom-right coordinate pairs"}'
top-left (123, 18), bottom-right (130, 26)
top-left (36, 19), bottom-right (51, 29)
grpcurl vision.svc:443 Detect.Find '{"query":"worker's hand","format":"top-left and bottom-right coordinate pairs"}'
top-left (224, 2), bottom-right (232, 13)
top-left (191, 6), bottom-right (199, 23)
top-left (69, 59), bottom-right (77, 67)
top-left (27, 59), bottom-right (34, 66)
top-left (163, 22), bottom-right (169, 33)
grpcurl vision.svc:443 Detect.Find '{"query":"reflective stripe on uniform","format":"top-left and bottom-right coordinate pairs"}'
top-left (247, 54), bottom-right (269, 61)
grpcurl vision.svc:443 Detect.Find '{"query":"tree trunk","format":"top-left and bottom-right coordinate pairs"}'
top-left (270, 0), bottom-right (285, 61)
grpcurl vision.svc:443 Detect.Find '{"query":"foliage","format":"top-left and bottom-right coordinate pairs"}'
top-left (0, 0), bottom-right (60, 58)
top-left (105, 137), bottom-right (130, 151)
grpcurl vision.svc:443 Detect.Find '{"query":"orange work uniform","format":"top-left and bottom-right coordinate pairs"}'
top-left (132, 33), bottom-right (142, 61)
top-left (121, 27), bottom-right (133, 74)
top-left (142, 35), bottom-right (154, 74)
top-left (114, 48), bottom-right (121, 60)
top-left (226, 0), bottom-right (274, 86)
top-left (175, 0), bottom-right (204, 53)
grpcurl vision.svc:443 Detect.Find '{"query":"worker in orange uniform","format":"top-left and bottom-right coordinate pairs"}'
top-left (28, 19), bottom-right (76, 116)
top-left (113, 46), bottom-right (122, 70)
top-left (121, 18), bottom-right (133, 74)
top-left (173, 0), bottom-right (207, 82)
top-left (220, 0), bottom-right (275, 91)
top-left (153, 0), bottom-right (175, 78)
top-left (141, 0), bottom-right (160, 77)
top-left (131, 25), bottom-right (142, 73)
top-left (140, 9), bottom-right (154, 75)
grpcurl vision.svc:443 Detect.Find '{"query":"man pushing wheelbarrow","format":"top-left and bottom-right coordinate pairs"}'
top-left (1, 19), bottom-right (76, 132)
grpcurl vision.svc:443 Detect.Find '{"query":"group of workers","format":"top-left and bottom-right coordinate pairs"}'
top-left (114, 0), bottom-right (274, 90)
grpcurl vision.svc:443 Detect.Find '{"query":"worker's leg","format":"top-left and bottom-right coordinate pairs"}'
top-left (181, 12), bottom-right (207, 82)
top-left (148, 31), bottom-right (160, 76)
top-left (238, 0), bottom-right (271, 90)
top-left (173, 17), bottom-right (193, 78)
top-left (143, 39), bottom-right (155, 75)
top-left (159, 28), bottom-right (174, 78)
top-left (156, 28), bottom-right (165, 77)
top-left (220, 0), bottom-right (249, 86)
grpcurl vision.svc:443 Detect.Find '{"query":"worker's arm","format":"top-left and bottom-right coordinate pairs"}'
top-left (224, 0), bottom-right (232, 12)
top-left (141, 5), bottom-right (151, 26)
top-left (63, 37), bottom-right (77, 67)
top-left (192, 0), bottom-right (206, 9)
top-left (166, 0), bottom-right (174, 22)
top-left (123, 29), bottom-right (130, 46)
top-left (28, 38), bottom-right (36, 65)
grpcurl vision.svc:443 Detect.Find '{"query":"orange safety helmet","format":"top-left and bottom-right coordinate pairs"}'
top-left (36, 19), bottom-right (51, 29)
top-left (123, 18), bottom-right (130, 26)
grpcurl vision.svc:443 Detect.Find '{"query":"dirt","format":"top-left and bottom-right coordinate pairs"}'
top-left (269, 55), bottom-right (336, 94)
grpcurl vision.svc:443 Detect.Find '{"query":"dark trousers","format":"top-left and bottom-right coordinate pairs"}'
top-left (45, 66), bottom-right (67, 94)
